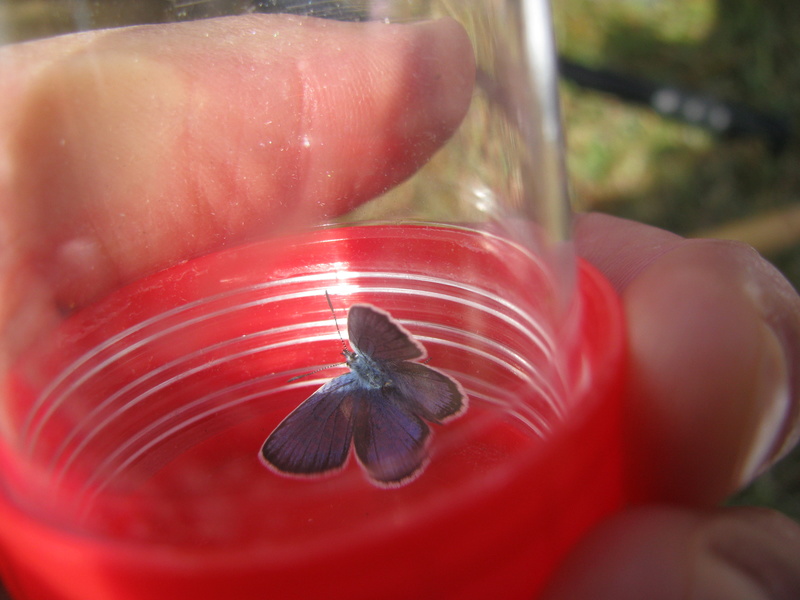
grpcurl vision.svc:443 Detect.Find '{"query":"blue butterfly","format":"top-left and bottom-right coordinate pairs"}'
top-left (260, 300), bottom-right (467, 487)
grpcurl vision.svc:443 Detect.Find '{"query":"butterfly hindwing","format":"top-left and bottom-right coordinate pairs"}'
top-left (352, 387), bottom-right (430, 485)
top-left (347, 305), bottom-right (424, 362)
top-left (261, 374), bottom-right (357, 476)
top-left (387, 361), bottom-right (466, 423)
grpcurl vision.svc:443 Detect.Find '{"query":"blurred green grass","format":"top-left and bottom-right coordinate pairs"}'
top-left (553, 0), bottom-right (800, 519)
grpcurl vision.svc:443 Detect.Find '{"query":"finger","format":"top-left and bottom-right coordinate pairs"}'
top-left (576, 213), bottom-right (800, 505)
top-left (0, 15), bottom-right (474, 363)
top-left (3, 14), bottom-right (474, 305)
top-left (540, 506), bottom-right (800, 600)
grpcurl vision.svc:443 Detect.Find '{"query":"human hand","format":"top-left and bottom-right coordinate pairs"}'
top-left (541, 213), bottom-right (800, 599)
top-left (2, 14), bottom-right (799, 600)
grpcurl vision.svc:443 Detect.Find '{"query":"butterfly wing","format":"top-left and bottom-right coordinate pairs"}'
top-left (260, 373), bottom-right (357, 476)
top-left (388, 361), bottom-right (466, 423)
top-left (352, 387), bottom-right (431, 485)
top-left (347, 304), bottom-right (424, 361)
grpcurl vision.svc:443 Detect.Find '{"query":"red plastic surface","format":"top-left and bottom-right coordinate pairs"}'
top-left (0, 225), bottom-right (625, 599)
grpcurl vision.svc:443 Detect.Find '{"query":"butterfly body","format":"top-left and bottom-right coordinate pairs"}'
top-left (344, 349), bottom-right (393, 390)
top-left (260, 303), bottom-right (466, 487)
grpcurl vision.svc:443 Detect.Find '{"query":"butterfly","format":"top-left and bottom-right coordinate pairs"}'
top-left (260, 298), bottom-right (467, 487)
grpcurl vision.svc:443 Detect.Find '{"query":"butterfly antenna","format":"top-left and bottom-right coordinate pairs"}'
top-left (287, 292), bottom-right (348, 383)
top-left (325, 290), bottom-right (348, 353)
top-left (287, 363), bottom-right (342, 383)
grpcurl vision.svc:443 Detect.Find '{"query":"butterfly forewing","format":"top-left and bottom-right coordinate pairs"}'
top-left (347, 305), bottom-right (424, 361)
top-left (261, 374), bottom-right (357, 475)
top-left (352, 388), bottom-right (430, 484)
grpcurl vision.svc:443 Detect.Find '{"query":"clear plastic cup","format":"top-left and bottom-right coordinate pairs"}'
top-left (0, 2), bottom-right (626, 599)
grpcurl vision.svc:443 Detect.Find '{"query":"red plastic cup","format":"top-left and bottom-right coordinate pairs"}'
top-left (0, 224), bottom-right (624, 599)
